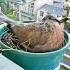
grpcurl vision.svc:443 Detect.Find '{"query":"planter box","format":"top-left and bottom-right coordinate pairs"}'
top-left (0, 23), bottom-right (70, 70)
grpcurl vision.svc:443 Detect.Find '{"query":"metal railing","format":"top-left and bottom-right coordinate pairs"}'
top-left (61, 47), bottom-right (70, 70)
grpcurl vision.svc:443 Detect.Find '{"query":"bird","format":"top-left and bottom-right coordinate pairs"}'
top-left (12, 15), bottom-right (64, 52)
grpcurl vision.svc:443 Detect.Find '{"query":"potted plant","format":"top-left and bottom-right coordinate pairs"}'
top-left (0, 15), bottom-right (70, 70)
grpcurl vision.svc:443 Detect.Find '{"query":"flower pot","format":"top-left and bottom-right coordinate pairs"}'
top-left (0, 23), bottom-right (70, 70)
top-left (0, 23), bottom-right (9, 37)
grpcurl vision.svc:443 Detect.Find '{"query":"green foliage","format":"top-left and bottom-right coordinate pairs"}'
top-left (0, 0), bottom-right (5, 6)
top-left (4, 8), bottom-right (17, 21)
top-left (0, 0), bottom-right (4, 3)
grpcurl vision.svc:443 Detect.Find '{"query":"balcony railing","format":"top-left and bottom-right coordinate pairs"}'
top-left (61, 46), bottom-right (70, 70)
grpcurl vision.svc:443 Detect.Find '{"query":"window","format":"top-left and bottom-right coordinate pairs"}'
top-left (31, 3), bottom-right (34, 5)
top-left (65, 0), bottom-right (68, 1)
top-left (11, 2), bottom-right (13, 4)
top-left (31, 3), bottom-right (34, 8)
top-left (40, 11), bottom-right (44, 17)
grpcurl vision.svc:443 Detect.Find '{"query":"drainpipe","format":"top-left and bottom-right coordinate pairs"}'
top-left (0, 7), bottom-right (1, 12)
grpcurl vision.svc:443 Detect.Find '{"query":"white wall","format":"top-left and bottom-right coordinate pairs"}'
top-left (35, 0), bottom-right (53, 11)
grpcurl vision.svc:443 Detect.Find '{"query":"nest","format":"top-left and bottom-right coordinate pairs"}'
top-left (1, 15), bottom-right (65, 53)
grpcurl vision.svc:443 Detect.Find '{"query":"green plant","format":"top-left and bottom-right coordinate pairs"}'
top-left (4, 8), bottom-right (17, 21)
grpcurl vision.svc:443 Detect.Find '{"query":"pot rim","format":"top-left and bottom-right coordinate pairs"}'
top-left (0, 31), bottom-right (70, 55)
